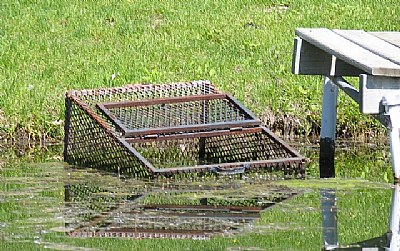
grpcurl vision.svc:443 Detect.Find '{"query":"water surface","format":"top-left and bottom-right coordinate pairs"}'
top-left (0, 141), bottom-right (395, 250)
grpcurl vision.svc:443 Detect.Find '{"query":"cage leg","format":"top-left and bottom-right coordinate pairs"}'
top-left (198, 99), bottom-right (209, 164)
top-left (296, 163), bottom-right (306, 179)
top-left (64, 97), bottom-right (73, 163)
top-left (320, 77), bottom-right (338, 178)
top-left (283, 164), bottom-right (293, 178)
top-left (198, 137), bottom-right (206, 164)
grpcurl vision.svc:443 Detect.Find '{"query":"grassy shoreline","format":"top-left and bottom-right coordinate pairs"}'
top-left (1, 0), bottom-right (399, 142)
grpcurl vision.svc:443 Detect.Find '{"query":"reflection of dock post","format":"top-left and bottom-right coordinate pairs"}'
top-left (321, 189), bottom-right (338, 250)
top-left (320, 77), bottom-right (338, 178)
top-left (383, 99), bottom-right (400, 181)
top-left (389, 183), bottom-right (400, 250)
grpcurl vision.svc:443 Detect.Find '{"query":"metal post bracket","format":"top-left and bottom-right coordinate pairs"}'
top-left (360, 74), bottom-right (400, 114)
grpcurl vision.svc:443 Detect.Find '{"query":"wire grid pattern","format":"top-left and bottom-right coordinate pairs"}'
top-left (65, 184), bottom-right (297, 238)
top-left (105, 208), bottom-right (253, 232)
top-left (68, 204), bottom-right (257, 239)
top-left (65, 184), bottom-right (121, 223)
top-left (108, 98), bottom-right (252, 131)
top-left (132, 129), bottom-right (298, 169)
top-left (76, 81), bottom-right (218, 106)
top-left (69, 81), bottom-right (219, 134)
top-left (65, 100), bottom-right (150, 177)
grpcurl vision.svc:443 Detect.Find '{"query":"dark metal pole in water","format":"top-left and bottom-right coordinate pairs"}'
top-left (321, 189), bottom-right (338, 250)
top-left (320, 77), bottom-right (338, 178)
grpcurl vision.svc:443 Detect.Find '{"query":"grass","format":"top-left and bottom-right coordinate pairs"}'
top-left (1, 0), bottom-right (400, 141)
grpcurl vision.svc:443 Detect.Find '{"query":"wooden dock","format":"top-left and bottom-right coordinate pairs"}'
top-left (292, 28), bottom-right (400, 250)
top-left (292, 28), bottom-right (400, 180)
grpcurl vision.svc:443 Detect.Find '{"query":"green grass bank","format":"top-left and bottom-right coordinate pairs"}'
top-left (1, 0), bottom-right (399, 142)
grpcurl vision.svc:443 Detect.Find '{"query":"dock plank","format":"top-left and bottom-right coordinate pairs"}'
top-left (370, 32), bottom-right (400, 48)
top-left (295, 28), bottom-right (400, 77)
top-left (333, 29), bottom-right (400, 66)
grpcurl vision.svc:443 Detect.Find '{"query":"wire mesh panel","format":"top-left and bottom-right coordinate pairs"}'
top-left (96, 94), bottom-right (260, 137)
top-left (64, 81), bottom-right (306, 178)
top-left (123, 127), bottom-right (305, 177)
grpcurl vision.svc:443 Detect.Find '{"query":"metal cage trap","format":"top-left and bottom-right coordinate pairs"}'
top-left (64, 80), bottom-right (306, 178)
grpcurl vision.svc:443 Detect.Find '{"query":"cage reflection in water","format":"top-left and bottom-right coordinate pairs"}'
top-left (64, 183), bottom-right (298, 239)
top-left (64, 80), bottom-right (306, 178)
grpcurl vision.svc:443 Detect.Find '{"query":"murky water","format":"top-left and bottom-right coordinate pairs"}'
top-left (0, 141), bottom-right (396, 250)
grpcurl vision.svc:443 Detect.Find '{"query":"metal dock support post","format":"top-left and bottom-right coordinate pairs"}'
top-left (320, 77), bottom-right (338, 178)
top-left (384, 98), bottom-right (400, 182)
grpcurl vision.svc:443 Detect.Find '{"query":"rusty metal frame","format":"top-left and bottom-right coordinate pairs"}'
top-left (118, 126), bottom-right (305, 176)
top-left (96, 93), bottom-right (261, 137)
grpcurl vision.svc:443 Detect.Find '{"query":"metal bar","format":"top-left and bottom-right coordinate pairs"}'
top-left (153, 157), bottom-right (305, 174)
top-left (124, 127), bottom-right (263, 143)
top-left (329, 76), bottom-right (360, 104)
top-left (123, 120), bottom-right (261, 137)
top-left (118, 138), bottom-right (157, 173)
top-left (320, 77), bottom-right (338, 178)
top-left (321, 189), bottom-right (339, 250)
top-left (260, 126), bottom-right (305, 161)
top-left (68, 95), bottom-right (113, 132)
top-left (329, 75), bottom-right (391, 148)
top-left (64, 81), bottom-right (219, 99)
top-left (96, 103), bottom-right (127, 134)
top-left (372, 114), bottom-right (390, 128)
top-left (226, 95), bottom-right (260, 121)
top-left (103, 228), bottom-right (218, 235)
top-left (101, 93), bottom-right (227, 109)
top-left (69, 228), bottom-right (216, 238)
top-left (134, 210), bottom-right (262, 219)
top-left (142, 204), bottom-right (264, 212)
top-left (64, 97), bottom-right (72, 162)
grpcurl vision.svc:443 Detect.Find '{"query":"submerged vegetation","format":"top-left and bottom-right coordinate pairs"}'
top-left (1, 0), bottom-right (400, 142)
